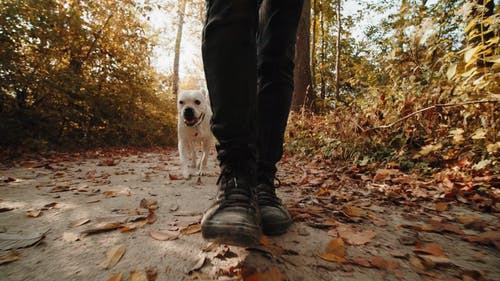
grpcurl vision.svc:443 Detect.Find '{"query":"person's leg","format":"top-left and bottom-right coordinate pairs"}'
top-left (201, 0), bottom-right (261, 246)
top-left (256, 0), bottom-right (303, 235)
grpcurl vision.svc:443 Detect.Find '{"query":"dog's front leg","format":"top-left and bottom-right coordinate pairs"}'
top-left (178, 140), bottom-right (191, 179)
top-left (198, 139), bottom-right (212, 176)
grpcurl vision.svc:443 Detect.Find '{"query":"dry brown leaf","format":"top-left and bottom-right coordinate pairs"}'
top-left (103, 189), bottom-right (131, 197)
top-left (149, 230), bottom-right (179, 241)
top-left (0, 251), bottom-right (20, 265)
top-left (98, 159), bottom-right (118, 166)
top-left (146, 211), bottom-right (157, 224)
top-left (318, 253), bottom-right (348, 263)
top-left (180, 223), bottom-right (201, 235)
top-left (168, 174), bottom-right (181, 180)
top-left (409, 255), bottom-right (426, 272)
top-left (369, 256), bottom-right (399, 270)
top-left (339, 229), bottom-right (376, 245)
top-left (456, 216), bottom-right (487, 231)
top-left (119, 220), bottom-right (148, 232)
top-left (244, 268), bottom-right (283, 281)
top-left (325, 237), bottom-right (345, 257)
top-left (146, 267), bottom-right (158, 281)
top-left (259, 235), bottom-right (270, 246)
top-left (130, 270), bottom-right (148, 281)
top-left (81, 222), bottom-right (122, 235)
top-left (435, 202), bottom-right (449, 212)
top-left (373, 168), bottom-right (400, 181)
top-left (417, 254), bottom-right (453, 268)
top-left (26, 209), bottom-right (42, 218)
top-left (140, 199), bottom-right (158, 210)
top-left (319, 237), bottom-right (347, 263)
top-left (50, 186), bottom-right (70, 192)
top-left (100, 244), bottom-right (126, 269)
top-left (414, 243), bottom-right (446, 257)
top-left (107, 272), bottom-right (122, 281)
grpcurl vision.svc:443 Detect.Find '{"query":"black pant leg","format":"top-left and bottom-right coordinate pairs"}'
top-left (256, 0), bottom-right (303, 179)
top-left (202, 0), bottom-right (259, 165)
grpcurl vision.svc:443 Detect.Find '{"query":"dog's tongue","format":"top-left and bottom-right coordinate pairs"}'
top-left (184, 118), bottom-right (198, 125)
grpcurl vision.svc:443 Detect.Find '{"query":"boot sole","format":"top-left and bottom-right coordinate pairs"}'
top-left (202, 222), bottom-right (261, 247)
top-left (262, 220), bottom-right (292, 236)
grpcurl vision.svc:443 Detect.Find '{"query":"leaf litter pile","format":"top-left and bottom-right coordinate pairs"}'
top-left (0, 147), bottom-right (498, 280)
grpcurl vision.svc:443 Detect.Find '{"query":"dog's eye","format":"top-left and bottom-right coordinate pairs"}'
top-left (194, 100), bottom-right (201, 105)
top-left (179, 100), bottom-right (184, 105)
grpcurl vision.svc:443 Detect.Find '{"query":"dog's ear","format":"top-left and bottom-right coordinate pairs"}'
top-left (200, 88), bottom-right (207, 97)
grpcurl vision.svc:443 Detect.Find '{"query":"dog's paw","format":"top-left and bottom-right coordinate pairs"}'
top-left (182, 170), bottom-right (191, 180)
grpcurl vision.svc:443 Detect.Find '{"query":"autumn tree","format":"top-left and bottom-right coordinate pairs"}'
top-left (0, 0), bottom-right (176, 149)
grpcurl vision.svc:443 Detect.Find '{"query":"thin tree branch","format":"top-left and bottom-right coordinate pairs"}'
top-left (83, 14), bottom-right (114, 63)
top-left (364, 99), bottom-right (499, 131)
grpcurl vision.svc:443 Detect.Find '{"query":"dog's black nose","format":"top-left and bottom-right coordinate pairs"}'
top-left (183, 107), bottom-right (195, 121)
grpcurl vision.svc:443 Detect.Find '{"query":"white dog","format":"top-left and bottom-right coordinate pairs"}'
top-left (177, 89), bottom-right (213, 179)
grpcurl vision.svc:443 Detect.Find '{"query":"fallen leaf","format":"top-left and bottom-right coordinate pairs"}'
top-left (149, 230), bottom-right (179, 241)
top-left (80, 222), bottom-right (122, 235)
top-left (98, 159), bottom-right (118, 166)
top-left (435, 202), bottom-right (448, 212)
top-left (318, 237), bottom-right (347, 263)
top-left (244, 268), bottom-right (283, 281)
top-left (50, 186), bottom-right (70, 192)
top-left (140, 199), bottom-right (158, 210)
top-left (414, 243), bottom-right (446, 257)
top-left (341, 206), bottom-right (365, 222)
top-left (461, 269), bottom-right (486, 281)
top-left (325, 237), bottom-right (345, 257)
top-left (107, 272), bottom-right (123, 281)
top-left (146, 211), bottom-right (157, 224)
top-left (86, 199), bottom-right (100, 204)
top-left (417, 254), bottom-right (453, 268)
top-left (168, 174), bottom-right (180, 180)
top-left (456, 216), bottom-right (487, 231)
top-left (180, 223), bottom-right (201, 235)
top-left (103, 189), bottom-right (131, 197)
top-left (130, 270), bottom-right (148, 281)
top-left (0, 251), bottom-right (20, 265)
top-left (187, 255), bottom-right (207, 274)
top-left (26, 209), bottom-right (42, 218)
top-left (373, 169), bottom-right (400, 181)
top-left (464, 231), bottom-right (500, 249)
top-left (409, 255), bottom-right (426, 272)
top-left (318, 253), bottom-right (348, 263)
top-left (260, 235), bottom-right (270, 246)
top-left (339, 228), bottom-right (376, 245)
top-left (119, 220), bottom-right (148, 232)
top-left (369, 256), bottom-right (399, 270)
top-left (146, 267), bottom-right (158, 281)
top-left (0, 230), bottom-right (48, 251)
top-left (100, 244), bottom-right (126, 269)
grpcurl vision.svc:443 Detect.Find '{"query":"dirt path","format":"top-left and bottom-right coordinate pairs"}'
top-left (0, 148), bottom-right (498, 281)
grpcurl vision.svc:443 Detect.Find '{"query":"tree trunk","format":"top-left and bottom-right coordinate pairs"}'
top-left (311, 0), bottom-right (317, 99)
top-left (172, 0), bottom-right (187, 97)
top-left (334, 0), bottom-right (341, 101)
top-left (319, 5), bottom-right (326, 102)
top-left (292, 0), bottom-right (312, 112)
